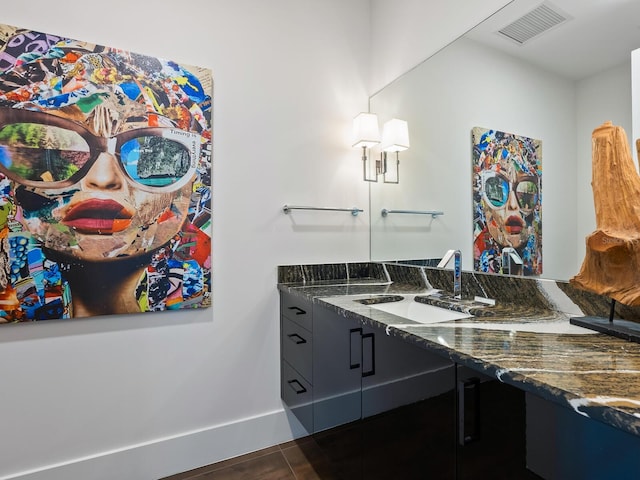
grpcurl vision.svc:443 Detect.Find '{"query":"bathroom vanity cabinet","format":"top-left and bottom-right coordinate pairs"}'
top-left (279, 261), bottom-right (640, 479)
top-left (280, 289), bottom-right (544, 478)
top-left (280, 291), bottom-right (453, 433)
top-left (280, 290), bottom-right (533, 479)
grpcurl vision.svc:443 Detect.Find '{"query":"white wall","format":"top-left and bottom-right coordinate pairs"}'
top-left (0, 1), bottom-right (371, 479)
top-left (369, 0), bottom-right (512, 94)
top-left (575, 63), bottom-right (632, 273)
top-left (370, 37), bottom-right (578, 281)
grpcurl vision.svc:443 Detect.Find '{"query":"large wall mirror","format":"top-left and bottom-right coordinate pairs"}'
top-left (369, 0), bottom-right (640, 281)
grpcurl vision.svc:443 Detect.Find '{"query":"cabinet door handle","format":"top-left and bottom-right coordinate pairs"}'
top-left (287, 379), bottom-right (307, 395)
top-left (458, 377), bottom-right (481, 446)
top-left (288, 306), bottom-right (306, 315)
top-left (287, 333), bottom-right (307, 345)
top-left (361, 332), bottom-right (375, 377)
top-left (349, 328), bottom-right (362, 369)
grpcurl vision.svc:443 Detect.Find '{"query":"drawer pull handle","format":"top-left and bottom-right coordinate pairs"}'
top-left (288, 306), bottom-right (306, 315)
top-left (287, 379), bottom-right (307, 394)
top-left (362, 332), bottom-right (376, 377)
top-left (458, 377), bottom-right (481, 446)
top-left (287, 333), bottom-right (307, 345)
top-left (350, 328), bottom-right (362, 369)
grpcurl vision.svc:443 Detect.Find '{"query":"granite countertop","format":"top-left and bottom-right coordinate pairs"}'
top-left (278, 262), bottom-right (640, 439)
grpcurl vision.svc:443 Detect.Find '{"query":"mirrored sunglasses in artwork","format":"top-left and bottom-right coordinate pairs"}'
top-left (480, 170), bottom-right (539, 214)
top-left (0, 107), bottom-right (201, 193)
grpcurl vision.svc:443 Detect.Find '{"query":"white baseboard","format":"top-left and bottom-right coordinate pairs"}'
top-left (1, 408), bottom-right (308, 480)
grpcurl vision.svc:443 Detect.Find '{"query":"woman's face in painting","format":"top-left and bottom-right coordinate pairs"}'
top-left (480, 162), bottom-right (539, 249)
top-left (0, 102), bottom-right (199, 262)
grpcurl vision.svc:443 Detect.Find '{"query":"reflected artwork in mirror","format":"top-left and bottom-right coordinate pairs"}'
top-left (472, 127), bottom-right (542, 276)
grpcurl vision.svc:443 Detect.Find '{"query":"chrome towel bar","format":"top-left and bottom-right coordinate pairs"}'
top-left (381, 209), bottom-right (444, 218)
top-left (283, 205), bottom-right (364, 216)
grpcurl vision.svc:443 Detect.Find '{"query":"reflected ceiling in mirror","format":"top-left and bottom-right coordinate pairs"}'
top-left (465, 0), bottom-right (640, 81)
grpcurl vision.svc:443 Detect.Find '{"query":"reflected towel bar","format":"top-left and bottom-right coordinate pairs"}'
top-left (381, 209), bottom-right (444, 218)
top-left (283, 205), bottom-right (364, 216)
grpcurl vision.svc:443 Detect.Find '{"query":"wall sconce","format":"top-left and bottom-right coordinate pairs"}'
top-left (380, 118), bottom-right (410, 184)
top-left (352, 113), bottom-right (409, 183)
top-left (352, 112), bottom-right (381, 182)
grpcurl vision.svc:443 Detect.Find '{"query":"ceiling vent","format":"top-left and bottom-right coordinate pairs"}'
top-left (497, 2), bottom-right (570, 45)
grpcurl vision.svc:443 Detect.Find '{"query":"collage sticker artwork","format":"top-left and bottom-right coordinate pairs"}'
top-left (0, 24), bottom-right (212, 322)
top-left (472, 127), bottom-right (542, 276)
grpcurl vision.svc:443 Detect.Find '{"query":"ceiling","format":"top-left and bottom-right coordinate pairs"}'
top-left (465, 0), bottom-right (640, 80)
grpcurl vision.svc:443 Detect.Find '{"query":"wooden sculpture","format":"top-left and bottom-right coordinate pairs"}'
top-left (571, 122), bottom-right (640, 306)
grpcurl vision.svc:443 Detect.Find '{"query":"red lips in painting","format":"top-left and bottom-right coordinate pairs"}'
top-left (505, 215), bottom-right (524, 235)
top-left (62, 199), bottom-right (134, 234)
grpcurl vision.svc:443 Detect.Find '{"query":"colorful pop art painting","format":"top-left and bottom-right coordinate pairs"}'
top-left (472, 127), bottom-right (541, 276)
top-left (0, 24), bottom-right (211, 322)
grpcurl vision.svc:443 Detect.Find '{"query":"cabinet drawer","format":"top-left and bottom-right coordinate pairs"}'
top-left (281, 361), bottom-right (313, 432)
top-left (281, 291), bottom-right (312, 331)
top-left (282, 317), bottom-right (312, 383)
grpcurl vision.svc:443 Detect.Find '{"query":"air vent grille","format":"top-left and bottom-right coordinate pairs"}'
top-left (498, 3), bottom-right (568, 45)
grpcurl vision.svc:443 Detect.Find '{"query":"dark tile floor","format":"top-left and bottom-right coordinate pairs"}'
top-left (161, 397), bottom-right (452, 480)
top-left (160, 435), bottom-right (340, 480)
top-left (162, 382), bottom-right (541, 480)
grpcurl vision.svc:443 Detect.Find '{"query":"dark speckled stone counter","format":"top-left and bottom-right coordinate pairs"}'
top-left (278, 262), bottom-right (640, 439)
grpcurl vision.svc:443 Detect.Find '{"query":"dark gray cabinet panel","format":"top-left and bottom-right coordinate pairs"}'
top-left (455, 366), bottom-right (536, 479)
top-left (312, 303), bottom-right (363, 432)
top-left (281, 361), bottom-right (313, 433)
top-left (281, 316), bottom-right (312, 383)
top-left (526, 392), bottom-right (640, 480)
top-left (361, 391), bottom-right (456, 480)
top-left (281, 291), bottom-right (312, 331)
top-left (361, 324), bottom-right (454, 418)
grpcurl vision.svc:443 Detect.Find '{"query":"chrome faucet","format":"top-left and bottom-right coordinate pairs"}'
top-left (437, 249), bottom-right (462, 299)
top-left (501, 247), bottom-right (523, 275)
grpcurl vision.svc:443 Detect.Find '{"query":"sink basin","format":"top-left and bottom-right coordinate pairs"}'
top-left (363, 294), bottom-right (473, 324)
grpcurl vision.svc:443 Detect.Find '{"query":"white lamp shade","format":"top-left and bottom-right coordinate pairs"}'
top-left (352, 112), bottom-right (380, 148)
top-left (381, 119), bottom-right (410, 152)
